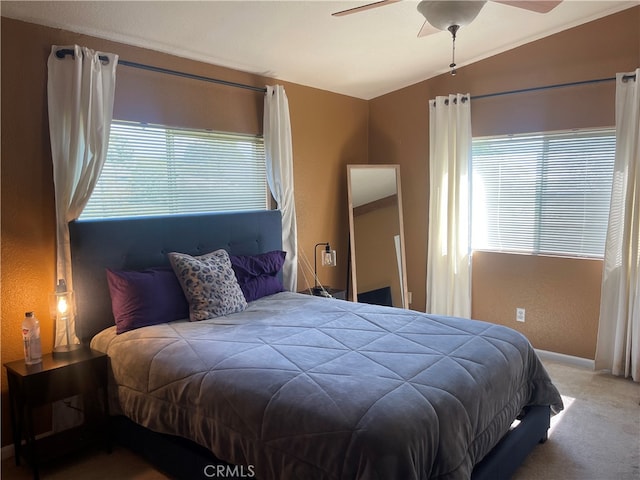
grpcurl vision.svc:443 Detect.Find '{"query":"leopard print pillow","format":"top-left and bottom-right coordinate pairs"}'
top-left (169, 249), bottom-right (247, 321)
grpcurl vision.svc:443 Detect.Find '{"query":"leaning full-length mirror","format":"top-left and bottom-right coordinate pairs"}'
top-left (347, 165), bottom-right (409, 308)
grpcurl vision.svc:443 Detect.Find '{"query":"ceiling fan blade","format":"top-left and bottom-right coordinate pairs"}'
top-left (492, 1), bottom-right (562, 14)
top-left (417, 20), bottom-right (439, 38)
top-left (332, 0), bottom-right (401, 17)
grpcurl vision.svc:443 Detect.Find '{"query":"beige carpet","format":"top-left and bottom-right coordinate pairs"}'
top-left (513, 358), bottom-right (640, 480)
top-left (1, 445), bottom-right (170, 480)
top-left (2, 359), bottom-right (638, 479)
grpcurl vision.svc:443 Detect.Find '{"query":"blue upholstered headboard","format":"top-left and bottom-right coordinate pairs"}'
top-left (69, 210), bottom-right (283, 344)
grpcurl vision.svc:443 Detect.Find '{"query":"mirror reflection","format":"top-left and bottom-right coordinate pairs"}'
top-left (347, 165), bottom-right (408, 308)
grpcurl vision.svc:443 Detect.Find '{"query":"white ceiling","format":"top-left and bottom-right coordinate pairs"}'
top-left (2, 1), bottom-right (637, 99)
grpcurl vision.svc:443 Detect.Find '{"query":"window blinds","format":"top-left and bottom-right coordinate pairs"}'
top-left (471, 128), bottom-right (616, 258)
top-left (81, 121), bottom-right (267, 219)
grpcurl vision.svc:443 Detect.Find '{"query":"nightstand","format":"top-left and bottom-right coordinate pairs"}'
top-left (4, 348), bottom-right (109, 480)
top-left (299, 287), bottom-right (347, 300)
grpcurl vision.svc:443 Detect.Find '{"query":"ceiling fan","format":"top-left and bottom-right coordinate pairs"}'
top-left (332, 1), bottom-right (563, 74)
top-left (333, 1), bottom-right (562, 36)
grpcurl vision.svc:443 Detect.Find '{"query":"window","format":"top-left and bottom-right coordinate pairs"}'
top-left (471, 128), bottom-right (616, 258)
top-left (81, 121), bottom-right (267, 219)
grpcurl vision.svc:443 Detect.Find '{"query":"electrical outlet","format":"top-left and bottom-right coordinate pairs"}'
top-left (408, 292), bottom-right (412, 304)
top-left (516, 308), bottom-right (525, 323)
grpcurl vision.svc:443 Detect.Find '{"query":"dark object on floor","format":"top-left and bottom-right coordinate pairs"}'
top-left (357, 286), bottom-right (393, 306)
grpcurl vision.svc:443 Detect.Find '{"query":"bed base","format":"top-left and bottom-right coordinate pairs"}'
top-left (111, 405), bottom-right (550, 480)
top-left (471, 405), bottom-right (550, 480)
top-left (112, 416), bottom-right (236, 479)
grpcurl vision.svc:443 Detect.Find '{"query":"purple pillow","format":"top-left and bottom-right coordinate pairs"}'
top-left (230, 250), bottom-right (286, 302)
top-left (106, 266), bottom-right (189, 334)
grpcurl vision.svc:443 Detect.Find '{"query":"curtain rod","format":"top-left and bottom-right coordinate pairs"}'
top-left (54, 48), bottom-right (267, 94)
top-left (472, 74), bottom-right (636, 101)
top-left (54, 48), bottom-right (636, 99)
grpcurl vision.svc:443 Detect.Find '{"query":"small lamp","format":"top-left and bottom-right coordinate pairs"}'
top-left (313, 242), bottom-right (337, 296)
top-left (50, 279), bottom-right (81, 357)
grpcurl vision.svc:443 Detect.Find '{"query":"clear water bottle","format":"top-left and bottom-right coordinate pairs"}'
top-left (22, 311), bottom-right (42, 365)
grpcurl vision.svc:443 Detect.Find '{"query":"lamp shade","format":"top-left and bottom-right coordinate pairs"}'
top-left (313, 242), bottom-right (337, 295)
top-left (417, 0), bottom-right (487, 30)
top-left (50, 279), bottom-right (73, 319)
top-left (321, 248), bottom-right (337, 267)
top-left (50, 279), bottom-right (81, 356)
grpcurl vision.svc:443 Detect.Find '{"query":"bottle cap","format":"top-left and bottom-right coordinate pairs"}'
top-left (25, 311), bottom-right (34, 317)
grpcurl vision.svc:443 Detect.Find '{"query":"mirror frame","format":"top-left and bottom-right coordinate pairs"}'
top-left (347, 164), bottom-right (409, 309)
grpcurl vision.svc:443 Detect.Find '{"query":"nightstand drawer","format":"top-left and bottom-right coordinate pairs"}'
top-left (5, 349), bottom-right (108, 407)
top-left (24, 357), bottom-right (107, 406)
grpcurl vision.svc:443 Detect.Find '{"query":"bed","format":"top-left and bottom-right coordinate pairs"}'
top-left (69, 209), bottom-right (563, 480)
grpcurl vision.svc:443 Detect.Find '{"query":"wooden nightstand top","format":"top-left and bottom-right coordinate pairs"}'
top-left (4, 347), bottom-right (107, 378)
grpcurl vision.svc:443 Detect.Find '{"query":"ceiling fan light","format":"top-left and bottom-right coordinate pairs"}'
top-left (417, 0), bottom-right (487, 30)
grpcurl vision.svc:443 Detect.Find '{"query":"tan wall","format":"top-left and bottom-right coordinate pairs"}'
top-left (0, 17), bottom-right (368, 445)
top-left (286, 83), bottom-right (369, 290)
top-left (472, 252), bottom-right (604, 359)
top-left (369, 7), bottom-right (640, 358)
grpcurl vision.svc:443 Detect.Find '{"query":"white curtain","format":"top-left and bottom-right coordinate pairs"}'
top-left (426, 94), bottom-right (472, 317)
top-left (264, 85), bottom-right (298, 292)
top-left (595, 68), bottom-right (640, 381)
top-left (47, 45), bottom-right (118, 346)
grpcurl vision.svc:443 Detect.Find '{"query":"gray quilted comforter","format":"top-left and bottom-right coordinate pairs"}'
top-left (91, 292), bottom-right (563, 480)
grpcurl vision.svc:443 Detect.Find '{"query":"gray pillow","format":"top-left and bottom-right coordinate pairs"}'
top-left (168, 249), bottom-right (247, 321)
